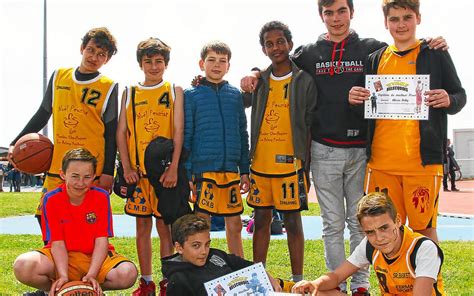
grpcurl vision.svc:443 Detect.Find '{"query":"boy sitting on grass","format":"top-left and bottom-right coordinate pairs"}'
top-left (292, 192), bottom-right (444, 295)
top-left (162, 214), bottom-right (293, 295)
top-left (13, 148), bottom-right (137, 295)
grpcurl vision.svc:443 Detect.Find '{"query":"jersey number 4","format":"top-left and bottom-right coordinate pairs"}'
top-left (158, 92), bottom-right (170, 108)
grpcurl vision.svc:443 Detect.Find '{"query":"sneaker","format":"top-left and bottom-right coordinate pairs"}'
top-left (335, 287), bottom-right (348, 294)
top-left (23, 291), bottom-right (46, 296)
top-left (352, 287), bottom-right (370, 296)
top-left (158, 278), bottom-right (168, 296)
top-left (132, 278), bottom-right (156, 296)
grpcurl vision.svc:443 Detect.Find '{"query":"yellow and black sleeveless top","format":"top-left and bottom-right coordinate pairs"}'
top-left (367, 226), bottom-right (445, 295)
top-left (126, 81), bottom-right (175, 175)
top-left (252, 72), bottom-right (301, 175)
top-left (50, 68), bottom-right (116, 176)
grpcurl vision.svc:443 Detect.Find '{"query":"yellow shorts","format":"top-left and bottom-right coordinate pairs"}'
top-left (247, 169), bottom-right (308, 212)
top-left (37, 247), bottom-right (131, 283)
top-left (125, 177), bottom-right (161, 218)
top-left (193, 172), bottom-right (243, 216)
top-left (364, 168), bottom-right (441, 230)
top-left (36, 175), bottom-right (100, 217)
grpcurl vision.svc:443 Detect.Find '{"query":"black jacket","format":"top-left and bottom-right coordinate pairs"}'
top-left (365, 42), bottom-right (466, 165)
top-left (162, 248), bottom-right (253, 296)
top-left (144, 137), bottom-right (192, 225)
top-left (292, 31), bottom-right (386, 147)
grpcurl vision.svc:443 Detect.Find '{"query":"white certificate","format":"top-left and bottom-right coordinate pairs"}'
top-left (204, 262), bottom-right (273, 295)
top-left (365, 75), bottom-right (430, 120)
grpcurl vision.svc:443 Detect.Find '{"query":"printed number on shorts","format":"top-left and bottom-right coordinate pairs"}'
top-left (282, 182), bottom-right (295, 199)
top-left (230, 188), bottom-right (238, 204)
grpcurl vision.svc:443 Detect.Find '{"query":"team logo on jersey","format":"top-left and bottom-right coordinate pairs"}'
top-left (249, 178), bottom-right (260, 197)
top-left (204, 183), bottom-right (214, 200)
top-left (144, 118), bottom-right (160, 133)
top-left (56, 85), bottom-right (71, 91)
top-left (265, 109), bottom-right (279, 125)
top-left (85, 212), bottom-right (97, 224)
top-left (129, 186), bottom-right (146, 205)
top-left (63, 113), bottom-right (79, 129)
top-left (411, 186), bottom-right (430, 213)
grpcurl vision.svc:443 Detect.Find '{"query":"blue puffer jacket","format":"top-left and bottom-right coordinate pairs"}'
top-left (184, 79), bottom-right (250, 179)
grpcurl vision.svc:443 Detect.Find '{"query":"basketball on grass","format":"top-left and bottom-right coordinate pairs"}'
top-left (11, 133), bottom-right (53, 174)
top-left (56, 281), bottom-right (97, 296)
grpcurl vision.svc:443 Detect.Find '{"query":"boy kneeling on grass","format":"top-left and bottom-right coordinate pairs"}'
top-left (162, 214), bottom-right (295, 295)
top-left (292, 192), bottom-right (444, 296)
top-left (13, 148), bottom-right (137, 295)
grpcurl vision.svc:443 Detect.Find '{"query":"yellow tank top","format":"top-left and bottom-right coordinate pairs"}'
top-left (126, 81), bottom-right (175, 175)
top-left (252, 72), bottom-right (301, 175)
top-left (371, 226), bottom-right (445, 296)
top-left (50, 68), bottom-right (116, 175)
top-left (369, 41), bottom-right (441, 175)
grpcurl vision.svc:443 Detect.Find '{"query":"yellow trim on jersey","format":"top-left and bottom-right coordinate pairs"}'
top-left (126, 81), bottom-right (175, 175)
top-left (50, 68), bottom-right (116, 176)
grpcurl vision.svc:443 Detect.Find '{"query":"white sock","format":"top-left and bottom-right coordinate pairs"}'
top-left (141, 275), bottom-right (153, 283)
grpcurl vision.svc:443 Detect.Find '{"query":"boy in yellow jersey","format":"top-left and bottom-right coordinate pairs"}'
top-left (184, 41), bottom-right (250, 257)
top-left (116, 37), bottom-right (184, 295)
top-left (243, 21), bottom-right (317, 282)
top-left (8, 27), bottom-right (118, 228)
top-left (348, 0), bottom-right (466, 242)
top-left (293, 192), bottom-right (445, 296)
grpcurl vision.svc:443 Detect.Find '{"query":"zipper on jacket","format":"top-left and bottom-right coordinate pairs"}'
top-left (215, 84), bottom-right (226, 170)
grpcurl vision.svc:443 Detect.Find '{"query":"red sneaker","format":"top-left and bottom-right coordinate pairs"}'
top-left (158, 278), bottom-right (168, 296)
top-left (132, 278), bottom-right (156, 296)
top-left (352, 287), bottom-right (370, 296)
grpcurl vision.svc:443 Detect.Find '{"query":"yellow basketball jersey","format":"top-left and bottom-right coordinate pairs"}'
top-left (50, 68), bottom-right (116, 176)
top-left (126, 81), bottom-right (175, 175)
top-left (252, 73), bottom-right (301, 175)
top-left (369, 41), bottom-right (441, 176)
top-left (370, 226), bottom-right (444, 295)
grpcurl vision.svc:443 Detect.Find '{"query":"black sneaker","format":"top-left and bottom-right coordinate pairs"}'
top-left (23, 291), bottom-right (46, 296)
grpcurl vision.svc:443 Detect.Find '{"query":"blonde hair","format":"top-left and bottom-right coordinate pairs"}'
top-left (356, 192), bottom-right (397, 223)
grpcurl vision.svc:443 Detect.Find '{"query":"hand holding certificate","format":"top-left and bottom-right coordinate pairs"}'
top-left (204, 263), bottom-right (274, 295)
top-left (363, 75), bottom-right (430, 120)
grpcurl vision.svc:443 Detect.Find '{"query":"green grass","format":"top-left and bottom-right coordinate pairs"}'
top-left (1, 236), bottom-right (473, 295)
top-left (0, 192), bottom-right (320, 218)
top-left (1, 192), bottom-right (472, 295)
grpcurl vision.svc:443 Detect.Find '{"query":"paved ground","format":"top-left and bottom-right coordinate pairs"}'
top-left (308, 180), bottom-right (474, 218)
top-left (1, 180), bottom-right (472, 240)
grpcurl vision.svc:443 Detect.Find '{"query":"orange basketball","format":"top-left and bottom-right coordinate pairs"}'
top-left (56, 281), bottom-right (98, 296)
top-left (12, 133), bottom-right (53, 174)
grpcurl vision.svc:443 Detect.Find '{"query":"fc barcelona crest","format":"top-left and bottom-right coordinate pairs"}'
top-left (85, 212), bottom-right (97, 224)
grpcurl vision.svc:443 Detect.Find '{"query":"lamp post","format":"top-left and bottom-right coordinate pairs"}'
top-left (41, 0), bottom-right (48, 137)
